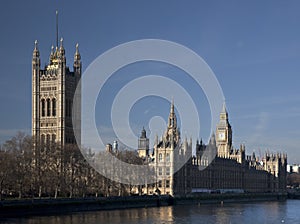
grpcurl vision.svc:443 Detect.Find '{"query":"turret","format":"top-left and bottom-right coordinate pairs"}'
top-left (74, 43), bottom-right (81, 61)
top-left (165, 99), bottom-right (180, 146)
top-left (58, 37), bottom-right (66, 62)
top-left (32, 40), bottom-right (40, 139)
top-left (74, 43), bottom-right (81, 73)
top-left (113, 140), bottom-right (118, 153)
top-left (32, 40), bottom-right (40, 68)
top-left (49, 45), bottom-right (54, 63)
top-left (138, 127), bottom-right (149, 158)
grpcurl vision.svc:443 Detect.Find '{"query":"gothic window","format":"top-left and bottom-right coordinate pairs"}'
top-left (158, 180), bottom-right (162, 188)
top-left (158, 153), bottom-right (162, 162)
top-left (41, 99), bottom-right (45, 117)
top-left (47, 99), bottom-right (51, 116)
top-left (52, 134), bottom-right (56, 143)
top-left (166, 167), bottom-right (170, 176)
top-left (52, 98), bottom-right (56, 116)
top-left (158, 167), bottom-right (162, 176)
top-left (166, 153), bottom-right (170, 162)
top-left (166, 180), bottom-right (170, 188)
top-left (41, 134), bottom-right (45, 145)
top-left (46, 134), bottom-right (50, 146)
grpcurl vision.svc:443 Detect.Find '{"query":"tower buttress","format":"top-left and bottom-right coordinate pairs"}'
top-left (32, 40), bottom-right (40, 140)
top-left (73, 43), bottom-right (82, 145)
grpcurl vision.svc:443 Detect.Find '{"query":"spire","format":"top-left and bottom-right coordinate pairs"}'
top-left (209, 133), bottom-right (216, 145)
top-left (56, 10), bottom-right (59, 48)
top-left (74, 43), bottom-right (81, 61)
top-left (219, 101), bottom-right (229, 122)
top-left (32, 40), bottom-right (40, 59)
top-left (60, 37), bottom-right (64, 49)
top-left (59, 37), bottom-right (65, 57)
top-left (141, 127), bottom-right (146, 138)
top-left (49, 45), bottom-right (54, 62)
top-left (34, 40), bottom-right (38, 51)
top-left (221, 102), bottom-right (227, 114)
top-left (170, 97), bottom-right (174, 114)
top-left (168, 98), bottom-right (177, 128)
top-left (165, 98), bottom-right (180, 146)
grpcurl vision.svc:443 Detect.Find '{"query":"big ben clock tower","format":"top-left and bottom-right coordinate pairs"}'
top-left (216, 103), bottom-right (232, 158)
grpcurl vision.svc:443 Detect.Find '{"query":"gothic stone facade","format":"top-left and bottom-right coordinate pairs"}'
top-left (138, 102), bottom-right (287, 196)
top-left (32, 39), bottom-right (81, 147)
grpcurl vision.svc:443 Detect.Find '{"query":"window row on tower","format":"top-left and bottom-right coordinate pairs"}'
top-left (158, 167), bottom-right (171, 176)
top-left (158, 153), bottom-right (170, 162)
top-left (41, 98), bottom-right (56, 117)
top-left (41, 134), bottom-right (56, 145)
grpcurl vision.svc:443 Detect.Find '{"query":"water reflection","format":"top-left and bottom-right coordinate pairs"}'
top-left (1, 200), bottom-right (300, 224)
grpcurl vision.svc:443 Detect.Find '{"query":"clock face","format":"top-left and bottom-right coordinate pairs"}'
top-left (218, 132), bottom-right (225, 140)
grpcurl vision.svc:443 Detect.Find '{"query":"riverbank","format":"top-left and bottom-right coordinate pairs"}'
top-left (0, 195), bottom-right (172, 218)
top-left (174, 192), bottom-right (287, 205)
top-left (0, 193), bottom-right (287, 218)
top-left (287, 191), bottom-right (300, 199)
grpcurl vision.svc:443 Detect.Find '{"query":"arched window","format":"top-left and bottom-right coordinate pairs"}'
top-left (52, 134), bottom-right (56, 143)
top-left (41, 134), bottom-right (45, 145)
top-left (166, 180), bottom-right (170, 188)
top-left (166, 153), bottom-right (170, 162)
top-left (158, 167), bottom-right (162, 176)
top-left (52, 98), bottom-right (56, 116)
top-left (158, 180), bottom-right (162, 188)
top-left (41, 99), bottom-right (45, 117)
top-left (47, 99), bottom-right (51, 116)
top-left (46, 134), bottom-right (50, 146)
top-left (158, 153), bottom-right (163, 162)
top-left (166, 167), bottom-right (170, 176)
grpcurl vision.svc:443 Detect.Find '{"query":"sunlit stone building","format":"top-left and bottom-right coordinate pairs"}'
top-left (31, 38), bottom-right (81, 147)
top-left (138, 102), bottom-right (287, 196)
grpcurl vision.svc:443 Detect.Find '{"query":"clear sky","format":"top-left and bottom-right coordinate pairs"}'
top-left (0, 0), bottom-right (299, 163)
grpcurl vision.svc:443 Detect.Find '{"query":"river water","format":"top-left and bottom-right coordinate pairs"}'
top-left (1, 200), bottom-right (300, 224)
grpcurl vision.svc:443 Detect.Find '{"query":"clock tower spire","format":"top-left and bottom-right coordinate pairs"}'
top-left (216, 102), bottom-right (232, 158)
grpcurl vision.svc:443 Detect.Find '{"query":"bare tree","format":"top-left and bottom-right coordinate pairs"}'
top-left (1, 132), bottom-right (33, 199)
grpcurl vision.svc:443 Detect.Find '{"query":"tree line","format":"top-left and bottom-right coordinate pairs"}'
top-left (0, 132), bottom-right (146, 200)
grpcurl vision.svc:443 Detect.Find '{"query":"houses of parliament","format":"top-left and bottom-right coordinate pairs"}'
top-left (137, 101), bottom-right (287, 195)
top-left (32, 19), bottom-right (287, 197)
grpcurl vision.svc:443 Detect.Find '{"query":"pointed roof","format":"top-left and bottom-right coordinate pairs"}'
top-left (170, 97), bottom-right (174, 114)
top-left (32, 40), bottom-right (40, 58)
top-left (221, 102), bottom-right (227, 114)
top-left (141, 126), bottom-right (146, 138)
top-left (34, 40), bottom-right (38, 50)
top-left (209, 132), bottom-right (216, 145)
top-left (56, 10), bottom-right (59, 48)
top-left (59, 37), bottom-right (64, 49)
top-left (74, 43), bottom-right (81, 61)
top-left (167, 98), bottom-right (177, 128)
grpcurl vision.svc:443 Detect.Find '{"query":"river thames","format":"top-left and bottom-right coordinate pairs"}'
top-left (1, 199), bottom-right (299, 224)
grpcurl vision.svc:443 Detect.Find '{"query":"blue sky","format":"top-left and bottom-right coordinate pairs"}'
top-left (0, 1), bottom-right (299, 163)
